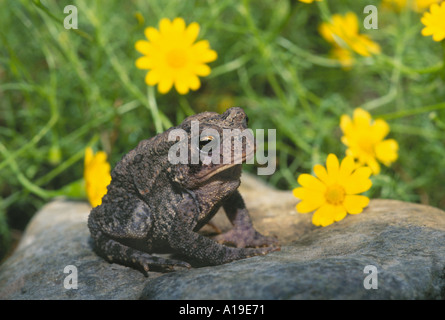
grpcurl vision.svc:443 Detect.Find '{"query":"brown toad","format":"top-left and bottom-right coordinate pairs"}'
top-left (88, 107), bottom-right (279, 274)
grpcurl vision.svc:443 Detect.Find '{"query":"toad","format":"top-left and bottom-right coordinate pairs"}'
top-left (88, 107), bottom-right (279, 274)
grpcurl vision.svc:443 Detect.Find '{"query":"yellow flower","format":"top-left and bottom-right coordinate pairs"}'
top-left (319, 12), bottom-right (381, 57)
top-left (330, 46), bottom-right (354, 69)
top-left (84, 147), bottom-right (111, 208)
top-left (293, 154), bottom-right (372, 227)
top-left (421, 2), bottom-right (445, 41)
top-left (135, 17), bottom-right (217, 95)
top-left (340, 108), bottom-right (399, 175)
top-left (298, 0), bottom-right (322, 3)
top-left (382, 0), bottom-right (441, 12)
top-left (414, 0), bottom-right (442, 11)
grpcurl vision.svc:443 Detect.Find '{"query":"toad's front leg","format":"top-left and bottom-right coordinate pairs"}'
top-left (213, 191), bottom-right (279, 248)
top-left (168, 218), bottom-right (279, 266)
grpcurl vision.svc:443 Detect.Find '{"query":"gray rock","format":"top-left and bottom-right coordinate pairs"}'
top-left (0, 200), bottom-right (155, 299)
top-left (142, 199), bottom-right (445, 299)
top-left (0, 174), bottom-right (444, 299)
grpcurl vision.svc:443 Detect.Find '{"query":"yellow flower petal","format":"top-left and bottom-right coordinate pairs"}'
top-left (185, 22), bottom-right (200, 45)
top-left (340, 108), bottom-right (398, 174)
top-left (294, 187), bottom-right (321, 201)
top-left (159, 18), bottom-right (172, 35)
top-left (353, 108), bottom-right (372, 128)
top-left (326, 153), bottom-right (340, 181)
top-left (144, 27), bottom-right (161, 43)
top-left (340, 114), bottom-right (352, 135)
top-left (296, 196), bottom-right (325, 213)
top-left (330, 46), bottom-right (354, 69)
top-left (312, 204), bottom-right (338, 227)
top-left (135, 56), bottom-right (153, 70)
top-left (84, 148), bottom-right (111, 208)
top-left (93, 151), bottom-right (108, 163)
top-left (371, 119), bottom-right (390, 142)
top-left (84, 147), bottom-right (93, 166)
top-left (344, 195), bottom-right (370, 214)
top-left (365, 157), bottom-right (381, 175)
top-left (193, 64), bottom-right (211, 76)
top-left (187, 74), bottom-right (201, 90)
top-left (171, 17), bottom-right (186, 34)
top-left (339, 155), bottom-right (356, 180)
top-left (135, 40), bottom-right (152, 55)
top-left (319, 12), bottom-right (380, 58)
top-left (158, 77), bottom-right (174, 94)
top-left (375, 139), bottom-right (399, 165)
top-left (313, 164), bottom-right (330, 184)
top-left (293, 187), bottom-right (325, 213)
top-left (297, 174), bottom-right (327, 192)
top-left (431, 3), bottom-right (440, 13)
top-left (318, 23), bottom-right (335, 44)
top-left (344, 12), bottom-right (359, 35)
top-left (292, 187), bottom-right (306, 199)
top-left (421, 26), bottom-right (433, 36)
top-left (334, 205), bottom-right (347, 222)
top-left (191, 39), bottom-right (210, 51)
top-left (432, 31), bottom-right (445, 41)
top-left (145, 69), bottom-right (161, 86)
top-left (201, 49), bottom-right (218, 63)
top-left (174, 76), bottom-right (190, 95)
top-left (191, 41), bottom-right (218, 63)
top-left (348, 35), bottom-right (381, 57)
top-left (420, 2), bottom-right (445, 41)
top-left (343, 166), bottom-right (372, 194)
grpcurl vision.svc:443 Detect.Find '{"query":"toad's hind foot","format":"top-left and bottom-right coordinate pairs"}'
top-left (129, 251), bottom-right (192, 273)
top-left (92, 232), bottom-right (190, 275)
top-left (212, 227), bottom-right (279, 249)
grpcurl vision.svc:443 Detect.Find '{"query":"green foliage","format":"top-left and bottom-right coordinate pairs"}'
top-left (0, 208), bottom-right (11, 261)
top-left (1, 0), bottom-right (445, 260)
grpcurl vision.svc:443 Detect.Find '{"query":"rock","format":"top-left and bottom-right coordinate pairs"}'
top-left (0, 200), bottom-right (154, 300)
top-left (141, 199), bottom-right (445, 299)
top-left (0, 174), bottom-right (444, 299)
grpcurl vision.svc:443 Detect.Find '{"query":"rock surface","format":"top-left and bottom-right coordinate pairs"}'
top-left (0, 174), bottom-right (444, 299)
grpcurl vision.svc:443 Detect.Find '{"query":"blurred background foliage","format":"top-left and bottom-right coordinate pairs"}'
top-left (1, 0), bottom-right (444, 261)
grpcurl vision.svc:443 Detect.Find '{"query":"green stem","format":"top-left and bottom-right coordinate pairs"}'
top-left (359, 89), bottom-right (397, 111)
top-left (207, 55), bottom-right (250, 79)
top-left (278, 37), bottom-right (341, 68)
top-left (0, 42), bottom-right (60, 172)
top-left (379, 53), bottom-right (443, 76)
top-left (179, 96), bottom-right (196, 117)
top-left (31, 0), bottom-right (93, 42)
top-left (317, 0), bottom-right (332, 22)
top-left (98, 34), bottom-right (172, 131)
top-left (91, 9), bottom-right (171, 131)
top-left (147, 86), bottom-right (163, 133)
top-left (0, 105), bottom-right (58, 171)
top-left (442, 40), bottom-right (445, 80)
top-left (35, 142), bottom-right (94, 187)
top-left (376, 102), bottom-right (445, 120)
top-left (240, 0), bottom-right (290, 110)
top-left (0, 142), bottom-right (54, 199)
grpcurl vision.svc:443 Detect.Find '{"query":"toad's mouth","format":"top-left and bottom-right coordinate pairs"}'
top-left (196, 163), bottom-right (239, 181)
top-left (195, 148), bottom-right (255, 181)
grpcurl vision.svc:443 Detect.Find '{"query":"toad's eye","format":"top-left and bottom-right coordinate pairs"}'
top-left (199, 136), bottom-right (214, 150)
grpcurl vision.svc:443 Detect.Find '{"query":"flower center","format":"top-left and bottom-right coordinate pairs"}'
top-left (166, 48), bottom-right (187, 69)
top-left (325, 184), bottom-right (346, 205)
